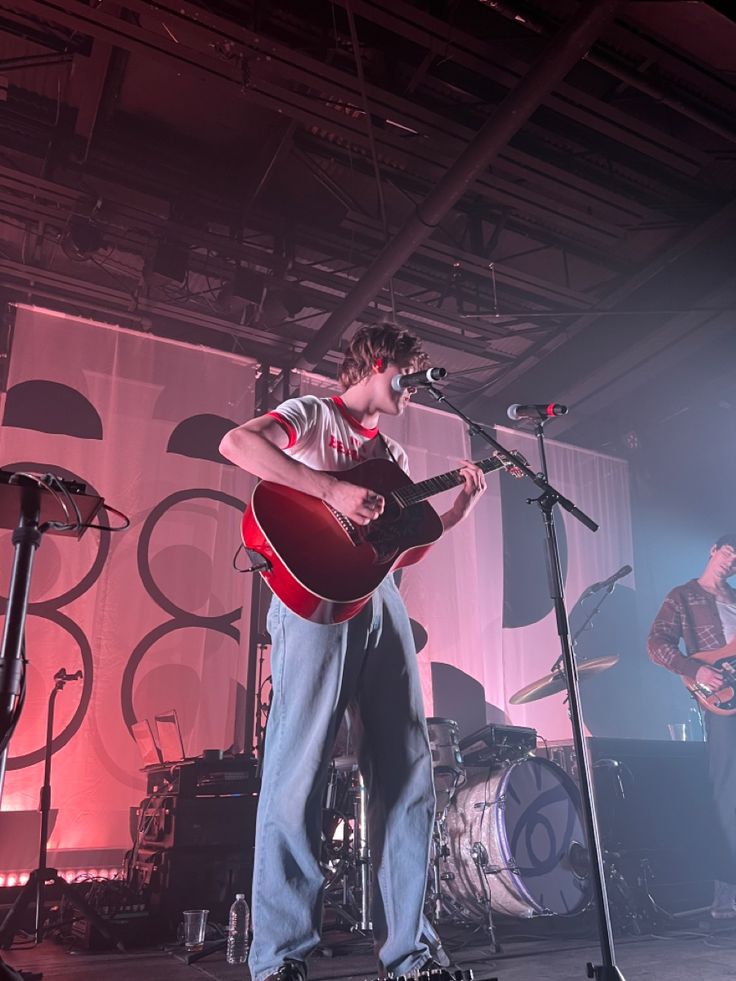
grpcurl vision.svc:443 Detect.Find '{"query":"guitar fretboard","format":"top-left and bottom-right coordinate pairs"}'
top-left (392, 456), bottom-right (505, 508)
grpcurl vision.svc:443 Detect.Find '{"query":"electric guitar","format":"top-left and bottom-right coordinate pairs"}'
top-left (684, 639), bottom-right (736, 715)
top-left (241, 452), bottom-right (522, 624)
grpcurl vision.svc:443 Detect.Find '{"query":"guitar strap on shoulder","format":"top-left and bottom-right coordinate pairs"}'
top-left (379, 432), bottom-right (400, 466)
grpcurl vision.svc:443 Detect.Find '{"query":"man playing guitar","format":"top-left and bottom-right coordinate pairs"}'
top-left (219, 323), bottom-right (486, 981)
top-left (648, 533), bottom-right (736, 918)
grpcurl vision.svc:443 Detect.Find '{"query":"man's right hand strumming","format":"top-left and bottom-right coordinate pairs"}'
top-left (324, 479), bottom-right (384, 526)
top-left (695, 664), bottom-right (724, 690)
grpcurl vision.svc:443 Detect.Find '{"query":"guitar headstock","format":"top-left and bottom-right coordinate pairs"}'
top-left (493, 450), bottom-right (528, 480)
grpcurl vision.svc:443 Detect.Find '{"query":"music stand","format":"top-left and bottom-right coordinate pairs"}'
top-left (132, 720), bottom-right (163, 767)
top-left (155, 710), bottom-right (187, 763)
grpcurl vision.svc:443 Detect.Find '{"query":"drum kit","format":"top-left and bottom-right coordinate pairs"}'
top-left (321, 656), bottom-right (620, 942)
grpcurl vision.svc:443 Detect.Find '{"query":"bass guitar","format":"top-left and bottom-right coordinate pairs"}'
top-left (242, 452), bottom-right (521, 624)
top-left (684, 639), bottom-right (736, 715)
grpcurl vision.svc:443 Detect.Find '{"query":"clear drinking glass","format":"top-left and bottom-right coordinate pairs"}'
top-left (182, 909), bottom-right (209, 951)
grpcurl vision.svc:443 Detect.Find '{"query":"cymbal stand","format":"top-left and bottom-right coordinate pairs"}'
top-left (355, 770), bottom-right (372, 932)
top-left (425, 385), bottom-right (625, 981)
top-left (320, 764), bottom-right (371, 936)
top-left (550, 579), bottom-right (617, 676)
top-left (427, 816), bottom-right (447, 925)
top-left (0, 668), bottom-right (124, 950)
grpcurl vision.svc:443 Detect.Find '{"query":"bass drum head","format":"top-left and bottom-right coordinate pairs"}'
top-left (444, 757), bottom-right (590, 919)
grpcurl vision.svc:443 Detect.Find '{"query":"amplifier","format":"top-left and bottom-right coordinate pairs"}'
top-left (134, 792), bottom-right (258, 850)
top-left (129, 844), bottom-right (252, 928)
top-left (145, 755), bottom-right (258, 797)
top-left (69, 906), bottom-right (157, 950)
top-left (551, 736), bottom-right (724, 911)
top-left (459, 723), bottom-right (537, 767)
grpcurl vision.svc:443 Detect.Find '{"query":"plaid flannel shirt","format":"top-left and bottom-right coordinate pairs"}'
top-left (647, 578), bottom-right (726, 680)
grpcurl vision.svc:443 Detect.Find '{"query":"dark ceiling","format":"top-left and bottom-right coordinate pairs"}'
top-left (0, 0), bottom-right (735, 446)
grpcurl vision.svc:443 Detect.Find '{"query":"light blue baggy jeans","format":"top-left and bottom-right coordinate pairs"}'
top-left (248, 575), bottom-right (436, 981)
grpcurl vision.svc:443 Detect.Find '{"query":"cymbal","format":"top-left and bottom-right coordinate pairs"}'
top-left (509, 655), bottom-right (619, 705)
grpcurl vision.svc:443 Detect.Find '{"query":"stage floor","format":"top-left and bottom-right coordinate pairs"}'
top-left (5, 915), bottom-right (736, 981)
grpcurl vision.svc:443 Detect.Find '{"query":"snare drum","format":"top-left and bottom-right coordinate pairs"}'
top-left (442, 756), bottom-right (590, 918)
top-left (426, 717), bottom-right (465, 815)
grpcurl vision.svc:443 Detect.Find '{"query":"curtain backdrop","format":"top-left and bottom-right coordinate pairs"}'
top-left (0, 306), bottom-right (257, 858)
top-left (0, 308), bottom-right (633, 865)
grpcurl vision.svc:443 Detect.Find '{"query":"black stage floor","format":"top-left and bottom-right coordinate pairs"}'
top-left (5, 912), bottom-right (736, 981)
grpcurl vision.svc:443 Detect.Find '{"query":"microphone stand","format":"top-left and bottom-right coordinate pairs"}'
top-left (550, 576), bottom-right (616, 676)
top-left (424, 386), bottom-right (625, 981)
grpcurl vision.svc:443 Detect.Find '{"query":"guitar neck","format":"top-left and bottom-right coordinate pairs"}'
top-left (393, 456), bottom-right (504, 508)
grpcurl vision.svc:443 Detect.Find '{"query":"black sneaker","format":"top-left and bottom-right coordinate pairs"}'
top-left (264, 959), bottom-right (307, 981)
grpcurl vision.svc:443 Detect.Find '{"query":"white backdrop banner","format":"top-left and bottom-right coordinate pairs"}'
top-left (0, 309), bottom-right (633, 861)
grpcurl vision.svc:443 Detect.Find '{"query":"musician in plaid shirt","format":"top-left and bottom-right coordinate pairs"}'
top-left (648, 533), bottom-right (736, 917)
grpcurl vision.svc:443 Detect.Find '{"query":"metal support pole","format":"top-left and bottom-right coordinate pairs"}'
top-left (296, 0), bottom-right (620, 369)
top-left (0, 481), bottom-right (43, 803)
top-left (243, 365), bottom-right (274, 756)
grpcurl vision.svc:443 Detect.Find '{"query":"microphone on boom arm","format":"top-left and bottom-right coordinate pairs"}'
top-left (581, 565), bottom-right (633, 599)
top-left (507, 402), bottom-right (568, 421)
top-left (391, 367), bottom-right (447, 392)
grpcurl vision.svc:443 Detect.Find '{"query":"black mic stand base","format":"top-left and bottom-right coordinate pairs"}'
top-left (587, 965), bottom-right (626, 981)
top-left (0, 868), bottom-right (125, 952)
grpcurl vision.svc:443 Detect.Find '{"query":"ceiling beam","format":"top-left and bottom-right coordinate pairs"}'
top-left (295, 0), bottom-right (621, 370)
top-left (463, 193), bottom-right (736, 412)
top-left (328, 0), bottom-right (707, 177)
top-left (486, 0), bottom-right (736, 145)
top-left (4, 0), bottom-right (680, 261)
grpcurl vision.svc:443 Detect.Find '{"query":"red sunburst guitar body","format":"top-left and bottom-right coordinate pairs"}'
top-left (241, 453), bottom-right (518, 624)
top-left (684, 639), bottom-right (736, 715)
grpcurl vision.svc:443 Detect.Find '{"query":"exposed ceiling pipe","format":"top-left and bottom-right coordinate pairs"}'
top-left (295, 0), bottom-right (620, 370)
top-left (484, 0), bottom-right (736, 145)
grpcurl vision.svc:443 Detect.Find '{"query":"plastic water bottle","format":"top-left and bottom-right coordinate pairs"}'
top-left (226, 893), bottom-right (249, 964)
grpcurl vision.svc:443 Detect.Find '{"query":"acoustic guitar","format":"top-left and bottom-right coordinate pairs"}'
top-left (241, 452), bottom-right (521, 624)
top-left (684, 639), bottom-right (736, 715)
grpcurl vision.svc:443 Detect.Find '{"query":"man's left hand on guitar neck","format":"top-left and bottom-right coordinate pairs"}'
top-left (440, 459), bottom-right (487, 533)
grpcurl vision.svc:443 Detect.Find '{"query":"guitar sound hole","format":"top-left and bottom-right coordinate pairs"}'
top-left (363, 502), bottom-right (423, 564)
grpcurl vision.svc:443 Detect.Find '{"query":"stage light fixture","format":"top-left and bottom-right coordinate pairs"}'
top-left (67, 216), bottom-right (104, 255)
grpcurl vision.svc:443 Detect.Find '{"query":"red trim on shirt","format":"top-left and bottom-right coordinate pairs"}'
top-left (331, 397), bottom-right (379, 439)
top-left (268, 411), bottom-right (298, 448)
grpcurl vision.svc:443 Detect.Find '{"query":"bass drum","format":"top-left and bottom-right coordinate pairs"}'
top-left (443, 756), bottom-right (590, 918)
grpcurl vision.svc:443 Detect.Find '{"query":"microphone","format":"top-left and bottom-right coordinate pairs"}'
top-left (581, 564), bottom-right (632, 599)
top-left (507, 402), bottom-right (568, 421)
top-left (391, 367), bottom-right (447, 392)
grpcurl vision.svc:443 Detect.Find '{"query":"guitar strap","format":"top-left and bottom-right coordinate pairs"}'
top-left (379, 432), bottom-right (400, 467)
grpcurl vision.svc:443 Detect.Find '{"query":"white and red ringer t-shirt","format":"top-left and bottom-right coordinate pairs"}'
top-left (268, 395), bottom-right (409, 476)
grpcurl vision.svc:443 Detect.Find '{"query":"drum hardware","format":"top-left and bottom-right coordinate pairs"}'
top-left (469, 841), bottom-right (501, 953)
top-left (473, 795), bottom-right (503, 810)
top-left (601, 852), bottom-right (668, 937)
top-left (424, 718), bottom-right (469, 930)
top-left (355, 769), bottom-right (371, 932)
top-left (566, 841), bottom-right (591, 879)
top-left (321, 758), bottom-right (372, 934)
top-left (426, 718), bottom-right (466, 817)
